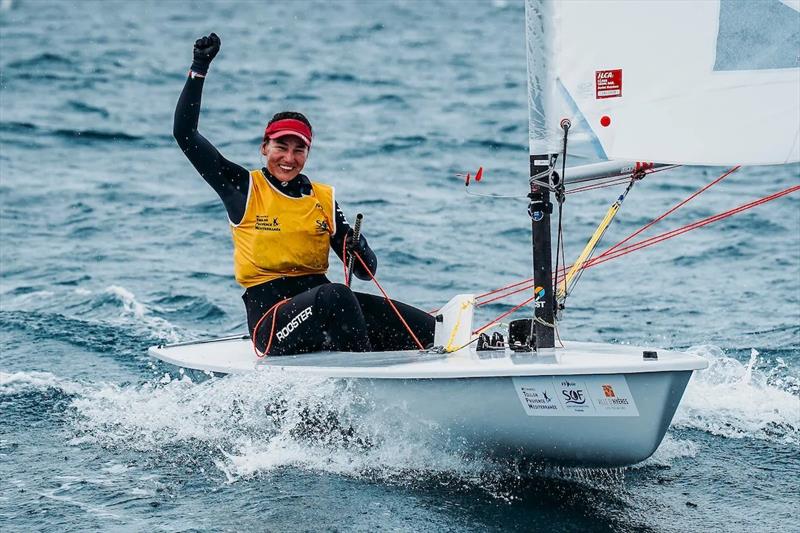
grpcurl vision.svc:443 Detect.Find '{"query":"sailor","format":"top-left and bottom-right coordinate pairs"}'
top-left (173, 33), bottom-right (434, 355)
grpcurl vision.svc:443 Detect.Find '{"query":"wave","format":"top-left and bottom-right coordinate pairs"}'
top-left (384, 250), bottom-right (435, 266)
top-left (0, 120), bottom-right (145, 145)
top-left (672, 244), bottom-right (748, 266)
top-left (66, 100), bottom-right (110, 118)
top-left (64, 369), bottom-right (619, 498)
top-left (463, 138), bottom-right (527, 152)
top-left (0, 371), bottom-right (83, 427)
top-left (100, 286), bottom-right (183, 343)
top-left (149, 292), bottom-right (227, 322)
top-left (355, 94), bottom-right (409, 108)
top-left (0, 309), bottom-right (156, 357)
top-left (1, 285), bottom-right (184, 346)
top-left (0, 370), bottom-right (82, 397)
top-left (0, 120), bottom-right (39, 134)
top-left (350, 198), bottom-right (390, 207)
top-left (51, 128), bottom-right (143, 143)
top-left (673, 345), bottom-right (799, 446)
top-left (332, 22), bottom-right (385, 43)
top-left (307, 71), bottom-right (397, 87)
top-left (14, 344), bottom-right (789, 501)
top-left (636, 435), bottom-right (699, 468)
top-left (5, 52), bottom-right (74, 69)
top-left (377, 135), bottom-right (428, 154)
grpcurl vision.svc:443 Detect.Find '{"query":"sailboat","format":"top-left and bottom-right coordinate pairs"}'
top-left (149, 0), bottom-right (799, 467)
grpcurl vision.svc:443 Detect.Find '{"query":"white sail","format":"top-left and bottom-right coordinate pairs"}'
top-left (526, 0), bottom-right (800, 166)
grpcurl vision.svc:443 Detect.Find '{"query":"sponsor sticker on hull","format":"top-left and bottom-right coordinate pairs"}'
top-left (513, 375), bottom-right (639, 417)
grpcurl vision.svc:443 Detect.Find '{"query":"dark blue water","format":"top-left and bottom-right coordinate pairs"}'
top-left (2, 1), bottom-right (798, 531)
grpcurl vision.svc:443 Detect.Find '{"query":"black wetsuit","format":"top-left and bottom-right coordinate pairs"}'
top-left (173, 74), bottom-right (434, 354)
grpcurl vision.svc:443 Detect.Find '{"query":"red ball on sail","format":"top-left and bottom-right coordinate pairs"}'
top-left (600, 115), bottom-right (611, 127)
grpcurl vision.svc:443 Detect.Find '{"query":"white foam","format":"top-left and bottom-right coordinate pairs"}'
top-left (102, 463), bottom-right (130, 475)
top-left (638, 434), bottom-right (698, 468)
top-left (103, 285), bottom-right (182, 343)
top-left (4, 289), bottom-right (55, 307)
top-left (68, 369), bottom-right (500, 487)
top-left (0, 371), bottom-right (83, 396)
top-left (673, 345), bottom-right (800, 445)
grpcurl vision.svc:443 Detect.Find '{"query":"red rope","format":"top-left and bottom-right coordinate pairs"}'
top-left (598, 166), bottom-right (739, 260)
top-left (471, 294), bottom-right (537, 335)
top-left (475, 276), bottom-right (537, 300)
top-left (447, 182), bottom-right (798, 329)
top-left (352, 251), bottom-right (426, 350)
top-left (474, 264), bottom-right (570, 307)
top-left (471, 166), bottom-right (741, 307)
top-left (584, 184), bottom-right (799, 269)
top-left (252, 299), bottom-right (289, 359)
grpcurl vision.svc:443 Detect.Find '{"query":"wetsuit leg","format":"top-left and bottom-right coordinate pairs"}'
top-left (354, 293), bottom-right (435, 351)
top-left (254, 283), bottom-right (372, 356)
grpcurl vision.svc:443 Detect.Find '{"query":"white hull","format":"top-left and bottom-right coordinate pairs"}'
top-left (148, 338), bottom-right (706, 467)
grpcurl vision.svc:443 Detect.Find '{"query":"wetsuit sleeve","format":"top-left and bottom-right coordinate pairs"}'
top-left (330, 202), bottom-right (377, 281)
top-left (173, 75), bottom-right (250, 223)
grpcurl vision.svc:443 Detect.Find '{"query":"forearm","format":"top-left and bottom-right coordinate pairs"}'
top-left (173, 74), bottom-right (249, 221)
top-left (173, 74), bottom-right (204, 146)
top-left (173, 75), bottom-right (224, 177)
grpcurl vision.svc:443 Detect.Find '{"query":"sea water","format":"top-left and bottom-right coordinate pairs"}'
top-left (1, 1), bottom-right (798, 531)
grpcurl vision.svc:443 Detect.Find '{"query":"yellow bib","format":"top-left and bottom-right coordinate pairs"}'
top-left (231, 170), bottom-right (335, 288)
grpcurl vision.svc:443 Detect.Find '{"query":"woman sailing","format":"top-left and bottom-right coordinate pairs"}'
top-left (173, 33), bottom-right (434, 355)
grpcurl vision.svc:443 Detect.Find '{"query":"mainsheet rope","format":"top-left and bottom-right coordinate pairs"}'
top-left (254, 246), bottom-right (426, 358)
top-left (350, 251), bottom-right (426, 350)
top-left (252, 299), bottom-right (289, 359)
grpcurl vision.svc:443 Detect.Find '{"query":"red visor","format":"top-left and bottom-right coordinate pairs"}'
top-left (263, 119), bottom-right (312, 146)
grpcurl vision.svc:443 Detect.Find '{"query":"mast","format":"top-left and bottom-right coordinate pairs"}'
top-left (525, 0), bottom-right (557, 352)
top-left (529, 156), bottom-right (556, 351)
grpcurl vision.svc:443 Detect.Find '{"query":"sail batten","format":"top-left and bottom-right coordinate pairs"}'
top-left (526, 0), bottom-right (800, 166)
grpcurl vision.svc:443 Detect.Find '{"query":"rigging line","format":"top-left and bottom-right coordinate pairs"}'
top-left (596, 165), bottom-right (739, 260)
top-left (352, 251), bottom-right (426, 351)
top-left (481, 184), bottom-right (798, 304)
top-left (476, 264), bottom-right (573, 306)
top-left (445, 335), bottom-right (482, 354)
top-left (566, 176), bottom-right (631, 194)
top-left (557, 176), bottom-right (638, 300)
top-left (472, 294), bottom-right (538, 336)
top-left (468, 182), bottom-right (795, 311)
top-left (584, 184), bottom-right (800, 269)
top-left (565, 165), bottom-right (680, 192)
top-left (479, 167), bottom-right (738, 302)
top-left (553, 119), bottom-right (569, 310)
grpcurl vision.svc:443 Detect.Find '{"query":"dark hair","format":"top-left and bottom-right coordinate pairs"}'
top-left (267, 111), bottom-right (312, 133)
